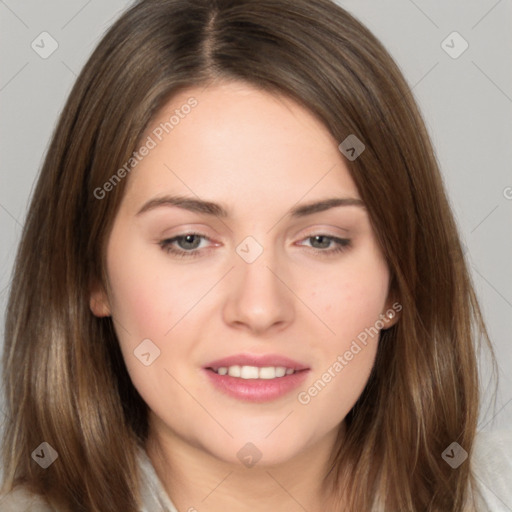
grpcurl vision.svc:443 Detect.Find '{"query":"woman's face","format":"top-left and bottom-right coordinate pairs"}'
top-left (91, 81), bottom-right (398, 466)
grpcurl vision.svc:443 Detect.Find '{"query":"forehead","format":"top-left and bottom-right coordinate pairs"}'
top-left (122, 81), bottom-right (360, 213)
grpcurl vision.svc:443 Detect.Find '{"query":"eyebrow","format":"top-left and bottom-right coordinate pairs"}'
top-left (136, 194), bottom-right (365, 218)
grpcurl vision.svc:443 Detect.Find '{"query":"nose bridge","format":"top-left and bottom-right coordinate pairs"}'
top-left (222, 234), bottom-right (294, 333)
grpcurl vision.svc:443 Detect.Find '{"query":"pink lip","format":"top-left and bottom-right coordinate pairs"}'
top-left (204, 353), bottom-right (309, 371)
top-left (202, 353), bottom-right (310, 403)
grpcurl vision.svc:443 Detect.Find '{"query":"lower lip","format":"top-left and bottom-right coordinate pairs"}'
top-left (203, 368), bottom-right (310, 402)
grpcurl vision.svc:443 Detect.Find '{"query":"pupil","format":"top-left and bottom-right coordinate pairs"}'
top-left (181, 235), bottom-right (200, 249)
top-left (312, 235), bottom-right (329, 249)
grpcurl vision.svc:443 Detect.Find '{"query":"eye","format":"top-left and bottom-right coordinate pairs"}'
top-left (159, 233), bottom-right (212, 258)
top-left (158, 233), bottom-right (352, 259)
top-left (298, 234), bottom-right (352, 256)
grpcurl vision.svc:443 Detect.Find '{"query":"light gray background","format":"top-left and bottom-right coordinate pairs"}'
top-left (1, 0), bottom-right (511, 440)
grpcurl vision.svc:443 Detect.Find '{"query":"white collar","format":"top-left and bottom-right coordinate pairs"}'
top-left (136, 445), bottom-right (179, 512)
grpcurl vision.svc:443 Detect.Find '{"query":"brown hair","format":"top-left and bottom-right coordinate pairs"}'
top-left (1, 0), bottom-right (495, 510)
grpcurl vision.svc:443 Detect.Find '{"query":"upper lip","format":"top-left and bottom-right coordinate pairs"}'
top-left (204, 353), bottom-right (310, 371)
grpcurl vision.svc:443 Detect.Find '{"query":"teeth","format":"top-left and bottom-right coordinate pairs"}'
top-left (259, 367), bottom-right (278, 379)
top-left (228, 365), bottom-right (241, 377)
top-left (275, 367), bottom-right (286, 377)
top-left (214, 365), bottom-right (296, 379)
top-left (241, 366), bottom-right (259, 379)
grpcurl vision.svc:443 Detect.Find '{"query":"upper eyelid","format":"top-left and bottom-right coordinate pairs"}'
top-left (161, 223), bottom-right (350, 240)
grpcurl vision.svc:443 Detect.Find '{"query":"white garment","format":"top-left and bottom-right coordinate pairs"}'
top-left (1, 430), bottom-right (511, 511)
top-left (470, 430), bottom-right (512, 511)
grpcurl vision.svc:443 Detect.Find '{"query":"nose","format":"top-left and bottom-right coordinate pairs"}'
top-left (222, 245), bottom-right (295, 335)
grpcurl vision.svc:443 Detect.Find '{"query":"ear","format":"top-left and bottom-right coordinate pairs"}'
top-left (89, 281), bottom-right (111, 317)
top-left (380, 297), bottom-right (402, 330)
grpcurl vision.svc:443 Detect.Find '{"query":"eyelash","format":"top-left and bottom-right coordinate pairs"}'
top-left (159, 232), bottom-right (352, 259)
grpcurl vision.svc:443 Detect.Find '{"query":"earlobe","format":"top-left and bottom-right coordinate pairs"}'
top-left (381, 299), bottom-right (402, 329)
top-left (89, 287), bottom-right (111, 317)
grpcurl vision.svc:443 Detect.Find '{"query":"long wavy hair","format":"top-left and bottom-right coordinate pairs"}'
top-left (1, 0), bottom-right (494, 510)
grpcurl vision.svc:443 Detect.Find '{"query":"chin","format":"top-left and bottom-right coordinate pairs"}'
top-left (201, 431), bottom-right (312, 468)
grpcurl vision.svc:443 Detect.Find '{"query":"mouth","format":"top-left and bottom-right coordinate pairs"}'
top-left (206, 365), bottom-right (303, 379)
top-left (203, 354), bottom-right (310, 402)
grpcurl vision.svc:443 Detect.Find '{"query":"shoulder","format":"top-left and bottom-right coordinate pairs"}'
top-left (0, 446), bottom-right (177, 512)
top-left (0, 485), bottom-right (56, 511)
top-left (470, 430), bottom-right (512, 512)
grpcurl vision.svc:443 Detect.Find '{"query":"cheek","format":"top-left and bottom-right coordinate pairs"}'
top-left (313, 255), bottom-right (390, 343)
top-left (107, 263), bottom-right (166, 337)
top-left (298, 267), bottom-right (388, 423)
top-left (103, 231), bottom-right (214, 399)
top-left (105, 234), bottom-right (207, 339)
top-left (300, 249), bottom-right (389, 408)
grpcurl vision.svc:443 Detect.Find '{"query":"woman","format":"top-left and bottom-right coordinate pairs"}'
top-left (1, 0), bottom-right (511, 510)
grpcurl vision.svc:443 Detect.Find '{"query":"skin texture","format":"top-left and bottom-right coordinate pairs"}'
top-left (90, 81), bottom-right (399, 511)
